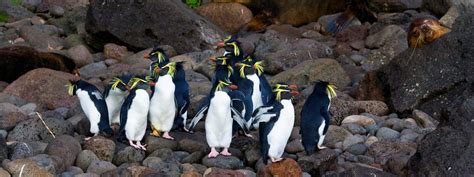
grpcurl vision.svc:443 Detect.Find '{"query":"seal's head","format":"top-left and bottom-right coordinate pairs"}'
top-left (408, 17), bottom-right (451, 48)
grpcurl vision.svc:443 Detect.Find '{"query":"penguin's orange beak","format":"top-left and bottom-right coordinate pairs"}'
top-left (228, 84), bottom-right (239, 90)
top-left (288, 84), bottom-right (298, 90)
top-left (208, 56), bottom-right (216, 61)
top-left (235, 62), bottom-right (242, 67)
top-left (291, 90), bottom-right (300, 97)
top-left (153, 67), bottom-right (161, 74)
top-left (144, 53), bottom-right (150, 59)
top-left (125, 85), bottom-right (131, 91)
top-left (216, 41), bottom-right (225, 48)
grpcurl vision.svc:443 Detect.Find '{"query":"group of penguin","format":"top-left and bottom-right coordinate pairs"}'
top-left (66, 35), bottom-right (338, 164)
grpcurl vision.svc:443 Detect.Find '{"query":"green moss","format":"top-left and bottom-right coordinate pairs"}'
top-left (10, 0), bottom-right (22, 6)
top-left (185, 0), bottom-right (201, 9)
top-left (0, 11), bottom-right (8, 22)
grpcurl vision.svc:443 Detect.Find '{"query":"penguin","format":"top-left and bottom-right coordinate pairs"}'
top-left (144, 46), bottom-right (170, 78)
top-left (300, 81), bottom-right (337, 155)
top-left (188, 57), bottom-right (249, 158)
top-left (251, 83), bottom-right (299, 164)
top-left (216, 35), bottom-right (244, 66)
top-left (103, 74), bottom-right (132, 126)
top-left (148, 61), bottom-right (185, 140)
top-left (66, 80), bottom-right (113, 138)
top-left (118, 77), bottom-right (149, 150)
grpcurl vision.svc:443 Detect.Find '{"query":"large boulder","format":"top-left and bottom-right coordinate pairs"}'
top-left (421, 0), bottom-right (474, 17)
top-left (0, 46), bottom-right (75, 83)
top-left (0, 0), bottom-right (34, 22)
top-left (7, 115), bottom-right (74, 143)
top-left (357, 12), bottom-right (474, 119)
top-left (196, 3), bottom-right (253, 34)
top-left (0, 68), bottom-right (79, 110)
top-left (408, 97), bottom-right (474, 176)
top-left (85, 0), bottom-right (225, 53)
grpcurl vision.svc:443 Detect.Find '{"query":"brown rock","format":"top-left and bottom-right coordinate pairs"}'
top-left (336, 25), bottom-right (369, 43)
top-left (67, 45), bottom-right (93, 68)
top-left (204, 168), bottom-right (246, 177)
top-left (258, 158), bottom-right (302, 177)
top-left (0, 103), bottom-right (27, 131)
top-left (0, 68), bottom-right (79, 110)
top-left (45, 135), bottom-right (81, 170)
top-left (270, 59), bottom-right (350, 88)
top-left (353, 101), bottom-right (390, 116)
top-left (355, 71), bottom-right (387, 101)
top-left (368, 139), bottom-right (416, 165)
top-left (297, 149), bottom-right (338, 176)
top-left (103, 43), bottom-right (129, 60)
top-left (2, 159), bottom-right (54, 177)
top-left (182, 171), bottom-right (202, 177)
top-left (39, 0), bottom-right (88, 10)
top-left (341, 115), bottom-right (376, 127)
top-left (324, 125), bottom-right (353, 148)
top-left (197, 3), bottom-right (253, 34)
top-left (84, 136), bottom-right (116, 162)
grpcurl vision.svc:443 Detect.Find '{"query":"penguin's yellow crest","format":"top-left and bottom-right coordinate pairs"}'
top-left (163, 62), bottom-right (177, 78)
top-left (216, 80), bottom-right (230, 91)
top-left (326, 84), bottom-right (337, 99)
top-left (230, 42), bottom-right (240, 56)
top-left (129, 77), bottom-right (147, 90)
top-left (110, 77), bottom-right (125, 90)
top-left (238, 63), bottom-right (251, 78)
top-left (151, 51), bottom-right (166, 63)
top-left (273, 88), bottom-right (290, 102)
top-left (254, 61), bottom-right (264, 76)
top-left (65, 83), bottom-right (76, 96)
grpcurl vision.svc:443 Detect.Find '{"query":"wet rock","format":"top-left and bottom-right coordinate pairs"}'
top-left (78, 62), bottom-right (107, 79)
top-left (2, 159), bottom-right (54, 177)
top-left (341, 123), bottom-right (367, 135)
top-left (270, 58), bottom-right (350, 88)
top-left (203, 167), bottom-right (245, 177)
top-left (257, 158), bottom-right (302, 177)
top-left (202, 156), bottom-right (244, 169)
top-left (86, 0), bottom-right (224, 53)
top-left (285, 139), bottom-right (304, 154)
top-left (83, 136), bottom-right (116, 162)
top-left (324, 125), bottom-right (353, 149)
top-left (346, 144), bottom-right (368, 156)
top-left (7, 116), bottom-right (74, 143)
top-left (45, 135), bottom-right (81, 171)
top-left (67, 45), bottom-right (93, 68)
top-left (103, 43), bottom-right (129, 61)
top-left (86, 160), bottom-right (116, 175)
top-left (342, 135), bottom-right (365, 150)
top-left (297, 149), bottom-right (338, 176)
top-left (341, 115), bottom-right (376, 127)
top-left (376, 127), bottom-right (400, 140)
top-left (182, 151), bottom-right (205, 164)
top-left (196, 3), bottom-right (252, 34)
top-left (144, 135), bottom-right (179, 153)
top-left (76, 150), bottom-right (100, 172)
top-left (0, 68), bottom-right (78, 110)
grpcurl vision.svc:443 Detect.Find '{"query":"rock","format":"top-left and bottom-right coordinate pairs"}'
top-left (49, 5), bottom-right (65, 17)
top-left (376, 127), bottom-right (400, 140)
top-left (369, 0), bottom-right (422, 12)
top-left (1, 68), bottom-right (78, 110)
top-left (27, 154), bottom-right (62, 175)
top-left (144, 136), bottom-right (179, 153)
top-left (336, 164), bottom-right (397, 176)
top-left (255, 31), bottom-right (333, 74)
top-left (20, 103), bottom-right (37, 115)
top-left (346, 144), bottom-right (368, 155)
top-left (0, 103), bottom-right (27, 131)
top-left (297, 149), bottom-right (338, 176)
top-left (83, 136), bottom-right (116, 162)
top-left (365, 136), bottom-right (378, 147)
top-left (67, 45), bottom-right (93, 68)
top-left (202, 156), bottom-right (243, 169)
top-left (236, 169), bottom-right (256, 177)
top-left (45, 135), bottom-right (81, 171)
top-left (78, 62), bottom-right (107, 79)
top-left (75, 173), bottom-right (100, 177)
top-left (86, 0), bottom-right (224, 53)
top-left (103, 43), bottom-right (128, 61)
top-left (244, 146), bottom-right (261, 167)
top-left (203, 167), bottom-right (246, 177)
top-left (178, 138), bottom-right (208, 153)
top-left (324, 125), bottom-right (353, 149)
top-left (342, 115), bottom-right (376, 127)
top-left (412, 109), bottom-right (439, 129)
top-left (353, 101), bottom-right (389, 116)
top-left (341, 123), bottom-right (367, 135)
top-left (19, 25), bottom-right (64, 51)
top-left (368, 139), bottom-right (416, 165)
top-left (366, 25), bottom-right (403, 49)
top-left (270, 59), bottom-right (350, 88)
top-left (174, 151), bottom-right (190, 162)
top-left (76, 150), bottom-right (100, 172)
top-left (383, 118), bottom-right (406, 132)
top-left (439, 6), bottom-right (459, 28)
top-left (0, 136), bottom-right (7, 162)
top-left (7, 116), bottom-right (74, 143)
top-left (142, 157), bottom-right (181, 176)
top-left (285, 139), bottom-right (304, 153)
top-left (400, 129), bottom-right (420, 143)
top-left (148, 148), bottom-right (177, 162)
top-left (0, 168), bottom-right (9, 177)
top-left (0, 0), bottom-right (34, 22)
top-left (86, 160), bottom-right (116, 175)
top-left (342, 135), bottom-right (365, 150)
top-left (58, 166), bottom-right (83, 177)
top-left (10, 142), bottom-right (34, 160)
top-left (196, 3), bottom-right (252, 34)
top-left (257, 158), bottom-right (302, 177)
top-left (421, 0), bottom-right (474, 17)
top-left (182, 151), bottom-right (205, 164)
top-left (357, 155), bottom-right (375, 165)
top-left (181, 171), bottom-right (202, 177)
top-left (408, 97), bottom-right (474, 176)
top-left (2, 159), bottom-right (54, 177)
top-left (0, 130), bottom-right (6, 138)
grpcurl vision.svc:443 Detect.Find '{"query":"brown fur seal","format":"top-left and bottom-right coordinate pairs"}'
top-left (0, 46), bottom-right (76, 83)
top-left (407, 17), bottom-right (451, 48)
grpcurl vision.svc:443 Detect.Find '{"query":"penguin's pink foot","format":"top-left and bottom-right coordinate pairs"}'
top-left (162, 132), bottom-right (174, 140)
top-left (183, 127), bottom-right (190, 133)
top-left (245, 133), bottom-right (254, 139)
top-left (220, 148), bottom-right (232, 156)
top-left (208, 148), bottom-right (219, 158)
top-left (270, 157), bottom-right (283, 163)
top-left (84, 137), bottom-right (92, 141)
top-left (129, 140), bottom-right (141, 150)
top-left (317, 145), bottom-right (327, 150)
top-left (137, 142), bottom-right (147, 151)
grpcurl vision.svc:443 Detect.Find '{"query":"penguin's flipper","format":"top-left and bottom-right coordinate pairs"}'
top-left (252, 105), bottom-right (274, 118)
top-left (230, 107), bottom-right (250, 134)
top-left (259, 76), bottom-right (273, 105)
top-left (187, 105), bottom-right (208, 132)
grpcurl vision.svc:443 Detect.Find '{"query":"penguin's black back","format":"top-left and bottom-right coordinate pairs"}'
top-left (76, 80), bottom-right (113, 136)
top-left (172, 62), bottom-right (190, 130)
top-left (118, 87), bottom-right (137, 142)
top-left (259, 101), bottom-right (284, 164)
top-left (300, 83), bottom-right (331, 154)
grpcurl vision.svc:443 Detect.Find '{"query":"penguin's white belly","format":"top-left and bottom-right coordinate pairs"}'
top-left (149, 75), bottom-right (176, 132)
top-left (105, 89), bottom-right (127, 125)
top-left (267, 100), bottom-right (294, 158)
top-left (206, 91), bottom-right (233, 148)
top-left (125, 90), bottom-right (149, 141)
top-left (248, 74), bottom-right (263, 111)
top-left (76, 89), bottom-right (101, 134)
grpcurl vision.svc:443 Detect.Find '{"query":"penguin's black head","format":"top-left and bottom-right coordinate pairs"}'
top-left (152, 62), bottom-right (177, 77)
top-left (217, 35), bottom-right (242, 57)
top-left (144, 47), bottom-right (169, 64)
top-left (235, 61), bottom-right (254, 78)
top-left (66, 79), bottom-right (80, 96)
top-left (215, 79), bottom-right (238, 92)
top-left (236, 55), bottom-right (265, 77)
top-left (129, 77), bottom-right (149, 90)
top-left (273, 83), bottom-right (300, 101)
top-left (110, 74), bottom-right (133, 91)
top-left (313, 81), bottom-right (337, 99)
